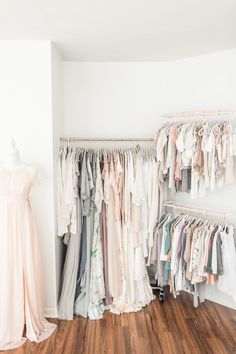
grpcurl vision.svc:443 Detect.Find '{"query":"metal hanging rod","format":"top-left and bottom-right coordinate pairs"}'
top-left (164, 201), bottom-right (231, 221)
top-left (161, 109), bottom-right (236, 120)
top-left (60, 137), bottom-right (154, 143)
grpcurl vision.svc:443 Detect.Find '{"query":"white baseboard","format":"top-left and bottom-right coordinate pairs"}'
top-left (205, 294), bottom-right (236, 310)
top-left (44, 307), bottom-right (58, 318)
top-left (43, 293), bottom-right (236, 319)
top-left (183, 288), bottom-right (236, 310)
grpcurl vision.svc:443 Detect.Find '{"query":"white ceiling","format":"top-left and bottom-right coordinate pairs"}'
top-left (0, 0), bottom-right (235, 61)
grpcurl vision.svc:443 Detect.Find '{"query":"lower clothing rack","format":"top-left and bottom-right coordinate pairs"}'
top-left (150, 201), bottom-right (231, 304)
top-left (164, 201), bottom-right (231, 223)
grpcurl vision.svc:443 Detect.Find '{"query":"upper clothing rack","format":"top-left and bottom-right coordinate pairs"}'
top-left (60, 109), bottom-right (236, 144)
top-left (60, 137), bottom-right (154, 143)
top-left (160, 109), bottom-right (236, 120)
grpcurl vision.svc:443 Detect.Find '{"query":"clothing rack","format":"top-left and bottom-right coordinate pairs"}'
top-left (164, 201), bottom-right (231, 223)
top-left (155, 201), bottom-right (232, 303)
top-left (151, 200), bottom-right (231, 301)
top-left (160, 109), bottom-right (236, 120)
top-left (60, 137), bottom-right (154, 143)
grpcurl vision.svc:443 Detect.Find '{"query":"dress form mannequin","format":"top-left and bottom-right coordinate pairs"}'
top-left (3, 138), bottom-right (24, 170)
top-left (0, 139), bottom-right (56, 350)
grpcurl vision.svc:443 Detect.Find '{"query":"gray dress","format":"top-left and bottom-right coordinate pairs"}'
top-left (58, 199), bottom-right (81, 320)
top-left (74, 154), bottom-right (96, 318)
top-left (58, 152), bottom-right (81, 320)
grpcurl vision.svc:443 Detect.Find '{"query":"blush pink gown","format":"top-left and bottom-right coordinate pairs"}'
top-left (0, 165), bottom-right (56, 351)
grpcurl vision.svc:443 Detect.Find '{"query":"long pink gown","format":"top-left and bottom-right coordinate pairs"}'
top-left (0, 165), bottom-right (56, 351)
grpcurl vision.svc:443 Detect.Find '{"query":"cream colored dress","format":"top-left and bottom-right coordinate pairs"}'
top-left (0, 165), bottom-right (56, 351)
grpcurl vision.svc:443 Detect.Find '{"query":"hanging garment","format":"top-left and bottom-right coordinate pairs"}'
top-left (88, 156), bottom-right (106, 319)
top-left (58, 149), bottom-right (80, 320)
top-left (101, 153), bottom-right (112, 306)
top-left (0, 166), bottom-right (56, 351)
top-left (74, 153), bottom-right (95, 318)
top-left (106, 155), bottom-right (123, 301)
top-left (217, 226), bottom-right (236, 302)
top-left (58, 198), bottom-right (81, 320)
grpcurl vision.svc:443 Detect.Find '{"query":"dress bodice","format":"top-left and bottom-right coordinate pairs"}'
top-left (0, 166), bottom-right (39, 200)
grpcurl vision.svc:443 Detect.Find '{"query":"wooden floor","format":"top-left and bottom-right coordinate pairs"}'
top-left (3, 291), bottom-right (236, 354)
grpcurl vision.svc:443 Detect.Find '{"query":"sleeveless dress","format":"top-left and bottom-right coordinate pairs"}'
top-left (0, 165), bottom-right (56, 350)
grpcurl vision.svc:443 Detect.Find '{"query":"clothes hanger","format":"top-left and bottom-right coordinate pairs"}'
top-left (153, 212), bottom-right (168, 231)
top-left (187, 215), bottom-right (197, 226)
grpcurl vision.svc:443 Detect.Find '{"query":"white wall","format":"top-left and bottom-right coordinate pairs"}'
top-left (0, 40), bottom-right (58, 317)
top-left (63, 49), bottom-right (236, 309)
top-left (64, 50), bottom-right (236, 137)
top-left (51, 44), bottom-right (64, 302)
top-left (63, 62), bottom-right (168, 138)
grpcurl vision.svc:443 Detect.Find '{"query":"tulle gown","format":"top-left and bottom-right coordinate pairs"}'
top-left (0, 165), bottom-right (56, 351)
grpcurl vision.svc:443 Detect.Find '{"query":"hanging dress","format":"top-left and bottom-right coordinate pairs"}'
top-left (88, 155), bottom-right (105, 319)
top-left (0, 165), bottom-right (56, 351)
top-left (58, 150), bottom-right (81, 320)
top-left (74, 153), bottom-right (94, 318)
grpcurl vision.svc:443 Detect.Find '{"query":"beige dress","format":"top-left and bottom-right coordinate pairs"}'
top-left (0, 165), bottom-right (56, 351)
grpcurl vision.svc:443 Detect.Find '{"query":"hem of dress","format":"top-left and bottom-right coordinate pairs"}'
top-left (0, 337), bottom-right (27, 351)
top-left (27, 323), bottom-right (57, 344)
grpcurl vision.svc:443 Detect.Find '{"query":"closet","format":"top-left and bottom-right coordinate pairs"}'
top-left (57, 114), bottom-right (236, 321)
